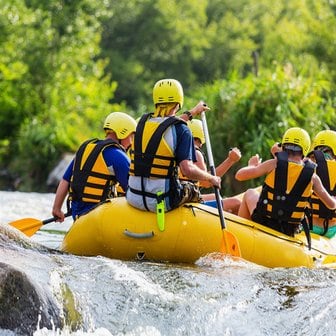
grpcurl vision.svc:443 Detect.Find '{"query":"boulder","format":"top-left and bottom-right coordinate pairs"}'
top-left (0, 262), bottom-right (62, 335)
top-left (46, 153), bottom-right (74, 191)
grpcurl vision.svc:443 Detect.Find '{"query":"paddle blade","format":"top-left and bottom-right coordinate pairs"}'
top-left (9, 218), bottom-right (43, 237)
top-left (322, 255), bottom-right (336, 266)
top-left (220, 230), bottom-right (241, 257)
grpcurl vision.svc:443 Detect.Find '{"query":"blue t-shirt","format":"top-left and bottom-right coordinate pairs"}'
top-left (174, 123), bottom-right (197, 164)
top-left (64, 143), bottom-right (130, 218)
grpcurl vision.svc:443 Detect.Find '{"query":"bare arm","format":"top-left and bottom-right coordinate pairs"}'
top-left (180, 101), bottom-right (210, 122)
top-left (216, 147), bottom-right (241, 177)
top-left (312, 174), bottom-right (336, 209)
top-left (180, 147), bottom-right (211, 188)
top-left (179, 159), bottom-right (221, 188)
top-left (198, 148), bottom-right (241, 188)
top-left (193, 150), bottom-right (211, 188)
top-left (194, 149), bottom-right (207, 171)
top-left (52, 178), bottom-right (70, 222)
top-left (235, 155), bottom-right (276, 181)
top-left (271, 143), bottom-right (282, 158)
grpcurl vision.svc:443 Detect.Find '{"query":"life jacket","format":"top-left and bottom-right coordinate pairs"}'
top-left (128, 113), bottom-right (186, 209)
top-left (310, 150), bottom-right (336, 233)
top-left (129, 113), bottom-right (185, 178)
top-left (254, 151), bottom-right (315, 227)
top-left (69, 138), bottom-right (124, 203)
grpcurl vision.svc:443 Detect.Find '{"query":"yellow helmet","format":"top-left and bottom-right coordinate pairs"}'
top-left (312, 130), bottom-right (336, 156)
top-left (103, 112), bottom-right (136, 140)
top-left (153, 79), bottom-right (184, 108)
top-left (281, 127), bottom-right (311, 156)
top-left (188, 119), bottom-right (205, 145)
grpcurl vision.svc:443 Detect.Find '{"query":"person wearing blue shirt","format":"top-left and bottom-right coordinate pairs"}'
top-left (52, 112), bottom-right (136, 221)
top-left (126, 78), bottom-right (221, 213)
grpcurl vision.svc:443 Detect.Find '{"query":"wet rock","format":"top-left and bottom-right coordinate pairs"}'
top-left (0, 223), bottom-right (51, 254)
top-left (0, 262), bottom-right (62, 335)
top-left (46, 153), bottom-right (74, 191)
top-left (0, 169), bottom-right (19, 191)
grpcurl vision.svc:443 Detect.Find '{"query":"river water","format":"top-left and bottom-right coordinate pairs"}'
top-left (1, 190), bottom-right (336, 336)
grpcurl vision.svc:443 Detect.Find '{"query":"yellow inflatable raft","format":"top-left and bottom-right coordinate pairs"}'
top-left (61, 197), bottom-right (336, 268)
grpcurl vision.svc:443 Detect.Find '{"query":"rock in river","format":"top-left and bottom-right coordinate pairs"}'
top-left (0, 262), bottom-right (62, 335)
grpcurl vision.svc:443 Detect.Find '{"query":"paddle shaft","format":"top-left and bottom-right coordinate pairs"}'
top-left (200, 111), bottom-right (226, 229)
top-left (43, 212), bottom-right (72, 225)
top-left (9, 211), bottom-right (72, 237)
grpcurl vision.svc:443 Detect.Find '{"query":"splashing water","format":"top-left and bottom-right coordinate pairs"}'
top-left (1, 191), bottom-right (336, 336)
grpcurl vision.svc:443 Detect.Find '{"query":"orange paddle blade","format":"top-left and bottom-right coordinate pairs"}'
top-left (9, 218), bottom-right (43, 237)
top-left (220, 230), bottom-right (241, 257)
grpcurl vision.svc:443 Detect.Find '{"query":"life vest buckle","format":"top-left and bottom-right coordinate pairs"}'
top-left (156, 191), bottom-right (165, 232)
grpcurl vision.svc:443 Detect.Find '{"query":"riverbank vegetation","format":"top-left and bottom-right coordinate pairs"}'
top-left (1, 0), bottom-right (336, 194)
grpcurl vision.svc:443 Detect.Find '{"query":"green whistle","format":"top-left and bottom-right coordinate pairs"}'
top-left (156, 191), bottom-right (165, 231)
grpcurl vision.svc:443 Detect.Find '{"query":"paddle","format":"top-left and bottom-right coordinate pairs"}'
top-left (321, 254), bottom-right (336, 265)
top-left (9, 212), bottom-right (72, 237)
top-left (200, 111), bottom-right (241, 257)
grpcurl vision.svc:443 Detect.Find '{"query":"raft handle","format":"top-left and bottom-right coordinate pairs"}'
top-left (137, 252), bottom-right (146, 260)
top-left (123, 229), bottom-right (154, 239)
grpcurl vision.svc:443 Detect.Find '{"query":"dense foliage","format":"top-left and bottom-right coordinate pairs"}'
top-left (0, 0), bottom-right (336, 194)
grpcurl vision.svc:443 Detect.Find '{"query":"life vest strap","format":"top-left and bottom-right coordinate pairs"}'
top-left (69, 138), bottom-right (121, 202)
top-left (132, 114), bottom-right (184, 177)
top-left (128, 186), bottom-right (169, 202)
top-left (310, 150), bottom-right (336, 221)
top-left (257, 151), bottom-right (314, 224)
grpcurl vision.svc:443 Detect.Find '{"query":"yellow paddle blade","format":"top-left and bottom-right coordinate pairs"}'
top-left (322, 255), bottom-right (336, 265)
top-left (9, 218), bottom-right (43, 237)
top-left (220, 230), bottom-right (241, 257)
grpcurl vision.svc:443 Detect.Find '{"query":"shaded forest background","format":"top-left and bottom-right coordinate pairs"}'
top-left (1, 0), bottom-right (336, 196)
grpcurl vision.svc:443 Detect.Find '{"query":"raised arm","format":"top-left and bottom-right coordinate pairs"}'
top-left (216, 147), bottom-right (241, 177)
top-left (235, 155), bottom-right (276, 181)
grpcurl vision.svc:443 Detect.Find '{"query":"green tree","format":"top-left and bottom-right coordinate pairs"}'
top-left (2, 0), bottom-right (336, 192)
top-left (100, 0), bottom-right (210, 109)
top-left (188, 65), bottom-right (335, 196)
top-left (0, 0), bottom-right (123, 190)
top-left (100, 0), bottom-right (336, 108)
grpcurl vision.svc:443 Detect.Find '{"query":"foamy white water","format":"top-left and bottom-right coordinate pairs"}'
top-left (0, 190), bottom-right (71, 248)
top-left (1, 191), bottom-right (336, 336)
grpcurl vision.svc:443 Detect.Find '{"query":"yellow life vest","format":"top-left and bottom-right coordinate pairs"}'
top-left (310, 150), bottom-right (336, 221)
top-left (128, 113), bottom-right (187, 212)
top-left (129, 113), bottom-right (185, 178)
top-left (69, 138), bottom-right (123, 203)
top-left (255, 151), bottom-right (314, 225)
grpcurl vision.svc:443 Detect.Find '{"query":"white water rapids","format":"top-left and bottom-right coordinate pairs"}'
top-left (0, 190), bottom-right (336, 336)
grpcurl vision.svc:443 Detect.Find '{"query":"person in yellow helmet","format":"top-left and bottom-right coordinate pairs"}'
top-left (235, 127), bottom-right (336, 237)
top-left (126, 78), bottom-right (221, 213)
top-left (52, 112), bottom-right (137, 221)
top-left (182, 119), bottom-right (242, 214)
top-left (308, 130), bottom-right (336, 238)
